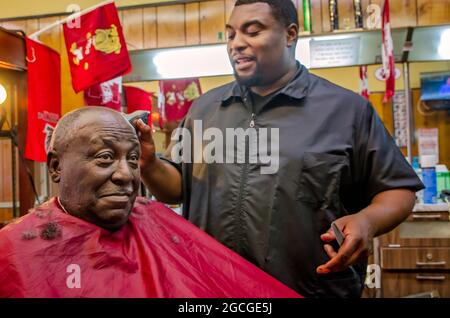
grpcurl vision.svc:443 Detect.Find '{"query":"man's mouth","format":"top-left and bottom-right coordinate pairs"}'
top-left (99, 192), bottom-right (133, 203)
top-left (100, 192), bottom-right (131, 198)
top-left (233, 56), bottom-right (255, 71)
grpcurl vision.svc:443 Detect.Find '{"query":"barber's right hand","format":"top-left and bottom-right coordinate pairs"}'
top-left (134, 119), bottom-right (157, 171)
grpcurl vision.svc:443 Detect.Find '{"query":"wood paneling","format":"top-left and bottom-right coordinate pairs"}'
top-left (382, 272), bottom-right (450, 298)
top-left (37, 16), bottom-right (61, 52)
top-left (321, 0), bottom-right (331, 32)
top-left (338, 0), bottom-right (356, 30)
top-left (0, 28), bottom-right (26, 70)
top-left (0, 208), bottom-right (13, 224)
top-left (379, 208), bottom-right (450, 298)
top-left (59, 21), bottom-right (83, 115)
top-left (157, 4), bottom-right (185, 48)
top-left (186, 2), bottom-right (200, 45)
top-left (225, 0), bottom-right (236, 24)
top-left (417, 0), bottom-right (450, 26)
top-left (390, 0), bottom-right (417, 28)
top-left (122, 8), bottom-right (144, 50)
top-left (411, 89), bottom-right (450, 168)
top-left (143, 7), bottom-right (157, 49)
top-left (1, 18), bottom-right (39, 35)
top-left (0, 140), bottom-right (12, 202)
top-left (200, 0), bottom-right (225, 44)
top-left (370, 89), bottom-right (450, 169)
top-left (311, 0), bottom-right (323, 33)
top-left (294, 0), bottom-right (304, 33)
top-left (381, 247), bottom-right (450, 270)
top-left (369, 92), bottom-right (394, 135)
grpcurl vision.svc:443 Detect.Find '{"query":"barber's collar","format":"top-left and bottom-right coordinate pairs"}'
top-left (220, 61), bottom-right (310, 105)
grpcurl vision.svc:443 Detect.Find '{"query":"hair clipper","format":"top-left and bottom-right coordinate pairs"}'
top-left (124, 110), bottom-right (150, 127)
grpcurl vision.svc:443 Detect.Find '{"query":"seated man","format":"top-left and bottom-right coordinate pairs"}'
top-left (0, 107), bottom-right (299, 298)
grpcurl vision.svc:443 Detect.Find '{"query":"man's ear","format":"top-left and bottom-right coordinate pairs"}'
top-left (47, 150), bottom-right (61, 183)
top-left (286, 23), bottom-right (299, 48)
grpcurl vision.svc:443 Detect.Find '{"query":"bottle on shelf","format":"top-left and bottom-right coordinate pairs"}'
top-left (421, 155), bottom-right (438, 204)
top-left (411, 156), bottom-right (423, 203)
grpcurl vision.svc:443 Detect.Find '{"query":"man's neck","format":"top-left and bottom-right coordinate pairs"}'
top-left (250, 63), bottom-right (298, 97)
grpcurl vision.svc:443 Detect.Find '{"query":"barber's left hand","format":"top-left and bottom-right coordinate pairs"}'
top-left (316, 213), bottom-right (374, 274)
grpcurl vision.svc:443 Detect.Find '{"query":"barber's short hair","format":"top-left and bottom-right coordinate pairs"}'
top-left (235, 0), bottom-right (298, 27)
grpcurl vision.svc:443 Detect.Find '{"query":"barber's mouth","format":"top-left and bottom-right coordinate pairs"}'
top-left (234, 57), bottom-right (255, 71)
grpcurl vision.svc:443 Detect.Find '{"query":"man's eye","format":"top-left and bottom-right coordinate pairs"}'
top-left (227, 33), bottom-right (235, 40)
top-left (96, 153), bottom-right (114, 162)
top-left (246, 30), bottom-right (260, 36)
top-left (129, 154), bottom-right (139, 161)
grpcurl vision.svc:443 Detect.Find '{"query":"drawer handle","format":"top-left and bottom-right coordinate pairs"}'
top-left (412, 214), bottom-right (442, 219)
top-left (416, 261), bottom-right (447, 267)
top-left (416, 275), bottom-right (446, 281)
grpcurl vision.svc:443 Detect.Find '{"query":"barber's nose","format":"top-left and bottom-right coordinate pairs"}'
top-left (229, 32), bottom-right (247, 53)
top-left (111, 159), bottom-right (134, 184)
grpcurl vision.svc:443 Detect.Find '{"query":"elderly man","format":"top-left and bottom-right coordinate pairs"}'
top-left (0, 106), bottom-right (299, 298)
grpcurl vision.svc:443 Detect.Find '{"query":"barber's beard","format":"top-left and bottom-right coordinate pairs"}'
top-left (233, 65), bottom-right (263, 87)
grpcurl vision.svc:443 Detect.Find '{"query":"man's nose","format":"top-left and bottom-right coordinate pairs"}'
top-left (229, 32), bottom-right (247, 53)
top-left (111, 159), bottom-right (134, 184)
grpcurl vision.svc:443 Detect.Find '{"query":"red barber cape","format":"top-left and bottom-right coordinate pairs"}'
top-left (0, 198), bottom-right (300, 298)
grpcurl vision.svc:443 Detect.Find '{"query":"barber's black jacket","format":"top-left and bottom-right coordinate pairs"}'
top-left (163, 64), bottom-right (423, 297)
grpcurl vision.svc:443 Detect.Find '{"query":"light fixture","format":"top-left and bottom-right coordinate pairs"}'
top-left (438, 28), bottom-right (450, 59)
top-left (0, 83), bottom-right (7, 105)
top-left (151, 42), bottom-right (312, 80)
top-left (153, 44), bottom-right (233, 79)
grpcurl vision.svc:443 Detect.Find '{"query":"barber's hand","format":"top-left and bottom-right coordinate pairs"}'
top-left (316, 213), bottom-right (374, 274)
top-left (134, 119), bottom-right (157, 170)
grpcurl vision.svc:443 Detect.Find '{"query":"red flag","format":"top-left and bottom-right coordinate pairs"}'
top-left (359, 65), bottom-right (369, 100)
top-left (84, 77), bottom-right (122, 111)
top-left (24, 37), bottom-right (61, 162)
top-left (62, 1), bottom-right (131, 93)
top-left (158, 78), bottom-right (201, 124)
top-left (381, 0), bottom-right (395, 103)
top-left (123, 86), bottom-right (153, 113)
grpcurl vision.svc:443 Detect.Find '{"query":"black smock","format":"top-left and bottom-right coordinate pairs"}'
top-left (163, 63), bottom-right (424, 297)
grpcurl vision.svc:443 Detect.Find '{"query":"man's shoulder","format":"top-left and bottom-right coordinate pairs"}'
top-left (309, 72), bottom-right (367, 104)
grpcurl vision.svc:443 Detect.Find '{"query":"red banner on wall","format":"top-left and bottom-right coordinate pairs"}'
top-left (381, 0), bottom-right (395, 103)
top-left (158, 78), bottom-right (201, 124)
top-left (62, 2), bottom-right (131, 93)
top-left (84, 77), bottom-right (122, 111)
top-left (123, 85), bottom-right (153, 113)
top-left (24, 37), bottom-right (61, 162)
top-left (359, 65), bottom-right (370, 100)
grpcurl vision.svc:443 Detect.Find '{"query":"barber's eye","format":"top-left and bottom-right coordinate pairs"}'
top-left (246, 29), bottom-right (260, 37)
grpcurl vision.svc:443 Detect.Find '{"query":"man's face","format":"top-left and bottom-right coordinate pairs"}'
top-left (57, 112), bottom-right (140, 230)
top-left (226, 3), bottom-right (292, 87)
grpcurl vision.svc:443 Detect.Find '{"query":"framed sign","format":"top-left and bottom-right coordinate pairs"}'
top-left (310, 37), bottom-right (360, 68)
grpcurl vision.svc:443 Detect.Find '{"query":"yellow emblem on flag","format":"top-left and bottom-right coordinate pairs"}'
top-left (94, 24), bottom-right (122, 54)
top-left (184, 82), bottom-right (200, 101)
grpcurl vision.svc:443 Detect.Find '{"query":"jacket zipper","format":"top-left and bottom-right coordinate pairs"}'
top-left (233, 112), bottom-right (256, 252)
top-left (249, 113), bottom-right (256, 128)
